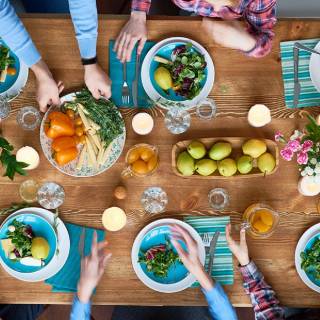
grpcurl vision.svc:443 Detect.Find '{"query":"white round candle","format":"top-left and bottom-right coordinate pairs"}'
top-left (16, 146), bottom-right (40, 170)
top-left (132, 112), bottom-right (154, 135)
top-left (298, 176), bottom-right (320, 196)
top-left (248, 104), bottom-right (271, 128)
top-left (102, 207), bottom-right (127, 231)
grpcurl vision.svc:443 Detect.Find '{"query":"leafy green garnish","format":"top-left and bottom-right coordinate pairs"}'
top-left (0, 137), bottom-right (28, 180)
top-left (0, 46), bottom-right (15, 71)
top-left (301, 238), bottom-right (320, 280)
top-left (0, 202), bottom-right (31, 216)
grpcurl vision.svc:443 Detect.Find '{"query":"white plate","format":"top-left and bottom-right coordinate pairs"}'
top-left (0, 207), bottom-right (70, 282)
top-left (295, 222), bottom-right (320, 293)
top-left (309, 41), bottom-right (320, 93)
top-left (39, 92), bottom-right (126, 177)
top-left (141, 37), bottom-right (215, 111)
top-left (131, 218), bottom-right (205, 293)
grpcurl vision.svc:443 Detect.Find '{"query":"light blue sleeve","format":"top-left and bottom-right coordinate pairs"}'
top-left (203, 283), bottom-right (238, 320)
top-left (68, 0), bottom-right (98, 59)
top-left (70, 295), bottom-right (91, 320)
top-left (0, 0), bottom-right (41, 67)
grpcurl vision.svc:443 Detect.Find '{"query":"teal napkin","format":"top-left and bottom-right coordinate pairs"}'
top-left (184, 216), bottom-right (234, 286)
top-left (109, 40), bottom-right (155, 108)
top-left (280, 38), bottom-right (320, 108)
top-left (45, 223), bottom-right (105, 293)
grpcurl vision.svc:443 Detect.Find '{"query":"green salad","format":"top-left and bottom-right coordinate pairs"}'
top-left (138, 242), bottom-right (181, 278)
top-left (301, 237), bottom-right (320, 279)
top-left (0, 46), bottom-right (14, 72)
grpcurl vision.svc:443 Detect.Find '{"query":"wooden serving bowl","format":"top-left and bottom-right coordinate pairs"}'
top-left (171, 137), bottom-right (279, 179)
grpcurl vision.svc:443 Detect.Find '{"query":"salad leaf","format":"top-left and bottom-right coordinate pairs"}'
top-left (0, 46), bottom-right (15, 71)
top-left (301, 238), bottom-right (320, 280)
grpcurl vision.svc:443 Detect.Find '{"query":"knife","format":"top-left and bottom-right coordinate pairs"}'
top-left (132, 52), bottom-right (141, 107)
top-left (207, 231), bottom-right (220, 277)
top-left (293, 46), bottom-right (301, 109)
top-left (294, 42), bottom-right (320, 56)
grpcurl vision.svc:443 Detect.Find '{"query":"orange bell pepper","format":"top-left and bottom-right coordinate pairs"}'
top-left (54, 147), bottom-right (78, 166)
top-left (45, 113), bottom-right (75, 139)
top-left (52, 136), bottom-right (76, 152)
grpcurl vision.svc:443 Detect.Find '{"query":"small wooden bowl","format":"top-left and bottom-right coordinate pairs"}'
top-left (171, 137), bottom-right (279, 179)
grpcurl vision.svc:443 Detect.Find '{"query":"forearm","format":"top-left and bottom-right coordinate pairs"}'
top-left (70, 295), bottom-right (91, 320)
top-left (0, 0), bottom-right (40, 66)
top-left (240, 261), bottom-right (285, 319)
top-left (30, 59), bottom-right (53, 80)
top-left (68, 0), bottom-right (98, 59)
top-left (132, 0), bottom-right (151, 13)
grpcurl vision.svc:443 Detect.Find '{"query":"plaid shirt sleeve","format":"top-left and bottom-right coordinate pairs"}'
top-left (239, 261), bottom-right (285, 320)
top-left (243, 0), bottom-right (277, 58)
top-left (131, 0), bottom-right (151, 13)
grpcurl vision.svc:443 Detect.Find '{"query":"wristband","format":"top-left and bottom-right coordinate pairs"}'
top-left (81, 56), bottom-right (97, 66)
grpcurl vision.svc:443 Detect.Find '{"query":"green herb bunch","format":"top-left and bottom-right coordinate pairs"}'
top-left (301, 238), bottom-right (320, 279)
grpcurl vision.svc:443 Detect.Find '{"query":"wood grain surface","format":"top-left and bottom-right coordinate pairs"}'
top-left (0, 15), bottom-right (320, 307)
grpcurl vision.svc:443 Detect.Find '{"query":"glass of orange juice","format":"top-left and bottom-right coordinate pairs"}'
top-left (243, 203), bottom-right (279, 238)
top-left (121, 143), bottom-right (159, 178)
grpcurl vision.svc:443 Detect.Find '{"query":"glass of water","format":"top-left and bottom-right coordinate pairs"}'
top-left (141, 187), bottom-right (168, 214)
top-left (208, 188), bottom-right (229, 210)
top-left (37, 182), bottom-right (65, 210)
top-left (0, 96), bottom-right (11, 120)
top-left (196, 98), bottom-right (217, 120)
top-left (16, 106), bottom-right (41, 130)
top-left (164, 107), bottom-right (191, 134)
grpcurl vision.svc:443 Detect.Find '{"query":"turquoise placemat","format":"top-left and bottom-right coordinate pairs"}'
top-left (45, 223), bottom-right (105, 293)
top-left (109, 40), bottom-right (155, 108)
top-left (184, 216), bottom-right (234, 286)
top-left (280, 38), bottom-right (320, 108)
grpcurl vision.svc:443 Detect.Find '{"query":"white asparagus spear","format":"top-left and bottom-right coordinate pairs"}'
top-left (87, 134), bottom-right (98, 155)
top-left (85, 136), bottom-right (97, 167)
top-left (76, 145), bottom-right (87, 170)
top-left (0, 51), bottom-right (10, 83)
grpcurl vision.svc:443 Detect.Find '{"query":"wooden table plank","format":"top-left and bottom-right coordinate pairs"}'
top-left (0, 15), bottom-right (320, 306)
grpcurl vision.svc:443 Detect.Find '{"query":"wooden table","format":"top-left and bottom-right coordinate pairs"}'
top-left (1, 15), bottom-right (320, 307)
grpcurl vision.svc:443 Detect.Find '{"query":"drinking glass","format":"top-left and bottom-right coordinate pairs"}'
top-left (196, 98), bottom-right (217, 120)
top-left (19, 179), bottom-right (39, 203)
top-left (164, 107), bottom-right (191, 134)
top-left (141, 187), bottom-right (168, 214)
top-left (16, 106), bottom-right (41, 130)
top-left (208, 188), bottom-right (229, 210)
top-left (0, 96), bottom-right (11, 120)
top-left (37, 182), bottom-right (65, 209)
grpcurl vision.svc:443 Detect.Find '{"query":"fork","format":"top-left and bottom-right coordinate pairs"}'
top-left (121, 62), bottom-right (130, 105)
top-left (78, 228), bottom-right (86, 259)
top-left (202, 233), bottom-right (212, 247)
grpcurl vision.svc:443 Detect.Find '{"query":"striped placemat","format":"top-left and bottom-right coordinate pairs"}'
top-left (184, 216), bottom-right (234, 286)
top-left (280, 38), bottom-right (320, 108)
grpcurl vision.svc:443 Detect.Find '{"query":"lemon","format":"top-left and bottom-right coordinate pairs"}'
top-left (31, 237), bottom-right (50, 260)
top-left (154, 67), bottom-right (173, 90)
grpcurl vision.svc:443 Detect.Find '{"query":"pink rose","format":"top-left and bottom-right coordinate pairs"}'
top-left (280, 148), bottom-right (294, 161)
top-left (297, 151), bottom-right (308, 165)
top-left (286, 139), bottom-right (301, 152)
top-left (275, 131), bottom-right (285, 142)
top-left (301, 140), bottom-right (313, 153)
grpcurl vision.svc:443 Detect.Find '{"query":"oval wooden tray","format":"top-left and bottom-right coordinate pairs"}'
top-left (171, 137), bottom-right (279, 179)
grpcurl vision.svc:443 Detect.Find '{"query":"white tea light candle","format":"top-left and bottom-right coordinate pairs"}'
top-left (248, 104), bottom-right (271, 128)
top-left (16, 146), bottom-right (40, 170)
top-left (298, 176), bottom-right (320, 196)
top-left (132, 112), bottom-right (154, 135)
top-left (102, 207), bottom-right (127, 231)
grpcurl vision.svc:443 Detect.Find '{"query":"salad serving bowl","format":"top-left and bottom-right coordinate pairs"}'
top-left (0, 213), bottom-right (57, 274)
top-left (132, 218), bottom-right (205, 293)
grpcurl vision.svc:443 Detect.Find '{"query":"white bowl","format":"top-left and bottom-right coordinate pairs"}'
top-left (309, 41), bottom-right (320, 93)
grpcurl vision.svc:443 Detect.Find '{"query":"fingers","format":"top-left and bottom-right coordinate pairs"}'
top-left (171, 224), bottom-right (196, 250)
top-left (38, 99), bottom-right (48, 113)
top-left (57, 81), bottom-right (64, 94)
top-left (171, 238), bottom-right (186, 260)
top-left (124, 37), bottom-right (137, 62)
top-left (114, 31), bottom-right (124, 53)
top-left (120, 35), bottom-right (131, 63)
top-left (91, 88), bottom-right (101, 100)
top-left (239, 228), bottom-right (247, 247)
top-left (137, 37), bottom-right (147, 55)
top-left (91, 231), bottom-right (98, 259)
top-left (116, 33), bottom-right (128, 61)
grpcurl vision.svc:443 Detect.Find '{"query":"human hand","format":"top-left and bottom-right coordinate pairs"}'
top-left (31, 60), bottom-right (64, 112)
top-left (170, 224), bottom-right (214, 291)
top-left (225, 224), bottom-right (250, 266)
top-left (84, 63), bottom-right (112, 100)
top-left (202, 19), bottom-right (256, 52)
top-left (114, 11), bottom-right (147, 62)
top-left (77, 232), bottom-right (112, 303)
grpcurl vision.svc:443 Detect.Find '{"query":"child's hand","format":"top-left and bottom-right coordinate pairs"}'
top-left (225, 224), bottom-right (250, 266)
top-left (202, 19), bottom-right (256, 52)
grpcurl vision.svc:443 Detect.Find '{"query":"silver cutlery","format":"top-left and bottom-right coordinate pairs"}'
top-left (294, 42), bottom-right (320, 56)
top-left (121, 62), bottom-right (130, 105)
top-left (132, 53), bottom-right (141, 108)
top-left (208, 231), bottom-right (220, 276)
top-left (78, 228), bottom-right (86, 259)
top-left (202, 232), bottom-right (212, 247)
top-left (293, 46), bottom-right (301, 108)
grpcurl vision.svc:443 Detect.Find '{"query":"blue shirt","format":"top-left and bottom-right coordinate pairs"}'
top-left (0, 0), bottom-right (98, 67)
top-left (70, 283), bottom-right (238, 320)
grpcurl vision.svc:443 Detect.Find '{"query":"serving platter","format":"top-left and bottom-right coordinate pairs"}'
top-left (131, 218), bottom-right (205, 293)
top-left (172, 137), bottom-right (279, 179)
top-left (39, 92), bottom-right (126, 177)
top-left (0, 207), bottom-right (70, 282)
top-left (141, 37), bottom-right (214, 110)
top-left (309, 41), bottom-right (320, 93)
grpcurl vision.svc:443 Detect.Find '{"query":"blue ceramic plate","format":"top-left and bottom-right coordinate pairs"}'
top-left (0, 40), bottom-right (20, 94)
top-left (149, 41), bottom-right (208, 102)
top-left (0, 213), bottom-right (57, 273)
top-left (139, 225), bottom-right (189, 284)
